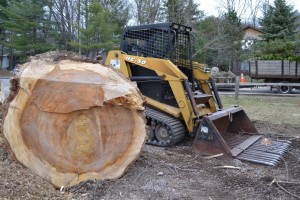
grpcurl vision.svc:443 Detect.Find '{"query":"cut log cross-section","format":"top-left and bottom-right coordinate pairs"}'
top-left (2, 52), bottom-right (146, 187)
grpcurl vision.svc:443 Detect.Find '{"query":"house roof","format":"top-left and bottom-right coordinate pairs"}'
top-left (242, 25), bottom-right (263, 33)
top-left (242, 25), bottom-right (263, 40)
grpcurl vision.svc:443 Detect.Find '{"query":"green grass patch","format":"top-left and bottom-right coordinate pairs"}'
top-left (220, 95), bottom-right (300, 125)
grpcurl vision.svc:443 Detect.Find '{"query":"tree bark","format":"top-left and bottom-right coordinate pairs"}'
top-left (1, 51), bottom-right (146, 188)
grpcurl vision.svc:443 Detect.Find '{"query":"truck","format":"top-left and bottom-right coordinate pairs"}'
top-left (249, 60), bottom-right (300, 94)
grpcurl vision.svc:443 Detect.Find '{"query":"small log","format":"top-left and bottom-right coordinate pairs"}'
top-left (1, 51), bottom-right (146, 187)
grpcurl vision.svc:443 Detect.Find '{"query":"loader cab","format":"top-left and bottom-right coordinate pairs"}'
top-left (120, 22), bottom-right (195, 82)
top-left (119, 23), bottom-right (196, 106)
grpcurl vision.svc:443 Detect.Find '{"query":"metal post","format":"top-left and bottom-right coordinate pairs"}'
top-left (183, 80), bottom-right (199, 118)
top-left (255, 60), bottom-right (258, 78)
top-left (187, 34), bottom-right (195, 91)
top-left (281, 59), bottom-right (284, 78)
top-left (296, 61), bottom-right (298, 79)
top-left (210, 78), bottom-right (223, 109)
top-left (235, 76), bottom-right (240, 104)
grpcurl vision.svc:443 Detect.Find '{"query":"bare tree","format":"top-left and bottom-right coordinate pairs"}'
top-left (49, 0), bottom-right (82, 49)
top-left (216, 0), bottom-right (247, 18)
top-left (185, 0), bottom-right (204, 26)
top-left (132, 0), bottom-right (163, 25)
top-left (247, 0), bottom-right (264, 26)
top-left (216, 0), bottom-right (263, 25)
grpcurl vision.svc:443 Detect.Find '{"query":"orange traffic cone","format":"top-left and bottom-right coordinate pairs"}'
top-left (240, 73), bottom-right (245, 83)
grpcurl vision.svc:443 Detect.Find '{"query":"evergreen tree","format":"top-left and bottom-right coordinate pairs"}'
top-left (184, 0), bottom-right (203, 26)
top-left (70, 1), bottom-right (122, 57)
top-left (194, 16), bottom-right (220, 66)
top-left (220, 9), bottom-right (243, 71)
top-left (163, 0), bottom-right (185, 23)
top-left (255, 39), bottom-right (300, 61)
top-left (133, 0), bottom-right (164, 25)
top-left (0, 0), bottom-right (8, 69)
top-left (163, 0), bottom-right (203, 25)
top-left (0, 0), bottom-right (54, 62)
top-left (0, 0), bottom-right (8, 36)
top-left (257, 0), bottom-right (299, 60)
top-left (193, 10), bottom-right (243, 71)
top-left (260, 0), bottom-right (297, 41)
top-left (100, 0), bottom-right (129, 35)
top-left (0, 0), bottom-right (8, 54)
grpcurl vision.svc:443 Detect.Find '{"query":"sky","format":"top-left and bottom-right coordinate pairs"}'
top-left (196, 0), bottom-right (300, 17)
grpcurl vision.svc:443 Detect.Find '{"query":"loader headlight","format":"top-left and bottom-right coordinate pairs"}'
top-left (186, 27), bottom-right (192, 32)
top-left (172, 24), bottom-right (179, 29)
top-left (201, 126), bottom-right (208, 133)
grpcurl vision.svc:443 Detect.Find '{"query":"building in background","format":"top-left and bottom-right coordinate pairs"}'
top-left (241, 25), bottom-right (264, 74)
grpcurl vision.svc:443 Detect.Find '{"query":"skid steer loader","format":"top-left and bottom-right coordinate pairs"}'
top-left (105, 22), bottom-right (290, 166)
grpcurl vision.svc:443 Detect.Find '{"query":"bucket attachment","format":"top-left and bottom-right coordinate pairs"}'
top-left (192, 107), bottom-right (291, 166)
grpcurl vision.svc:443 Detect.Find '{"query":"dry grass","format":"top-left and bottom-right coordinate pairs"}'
top-left (220, 95), bottom-right (300, 125)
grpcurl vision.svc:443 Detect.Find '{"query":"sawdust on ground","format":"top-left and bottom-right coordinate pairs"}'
top-left (0, 89), bottom-right (299, 200)
top-left (0, 121), bottom-right (299, 200)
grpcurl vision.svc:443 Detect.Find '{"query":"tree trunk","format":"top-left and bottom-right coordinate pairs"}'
top-left (1, 51), bottom-right (146, 188)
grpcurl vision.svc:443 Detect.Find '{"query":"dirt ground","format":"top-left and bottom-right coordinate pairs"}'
top-left (0, 90), bottom-right (299, 199)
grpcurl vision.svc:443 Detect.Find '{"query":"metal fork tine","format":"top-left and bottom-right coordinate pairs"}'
top-left (231, 137), bottom-right (290, 166)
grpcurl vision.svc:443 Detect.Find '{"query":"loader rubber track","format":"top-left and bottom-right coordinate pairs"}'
top-left (145, 107), bottom-right (185, 147)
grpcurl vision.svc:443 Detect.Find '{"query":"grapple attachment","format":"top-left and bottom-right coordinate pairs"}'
top-left (192, 107), bottom-right (291, 166)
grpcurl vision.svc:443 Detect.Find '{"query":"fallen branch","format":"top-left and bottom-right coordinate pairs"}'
top-left (281, 157), bottom-right (289, 180)
top-left (269, 179), bottom-right (300, 199)
top-left (213, 166), bottom-right (241, 170)
top-left (264, 134), bottom-right (299, 141)
top-left (277, 180), bottom-right (300, 184)
top-left (288, 151), bottom-right (300, 165)
top-left (165, 164), bottom-right (197, 173)
top-left (167, 165), bottom-right (177, 175)
top-left (269, 179), bottom-right (276, 186)
top-left (170, 165), bottom-right (196, 172)
top-left (204, 153), bottom-right (224, 159)
top-left (276, 182), bottom-right (300, 199)
top-left (133, 167), bottom-right (148, 183)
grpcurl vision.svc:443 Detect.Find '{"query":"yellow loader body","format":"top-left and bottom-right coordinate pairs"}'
top-left (104, 23), bottom-right (290, 165)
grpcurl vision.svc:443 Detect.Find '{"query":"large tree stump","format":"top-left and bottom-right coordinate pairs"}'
top-left (1, 52), bottom-right (146, 187)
